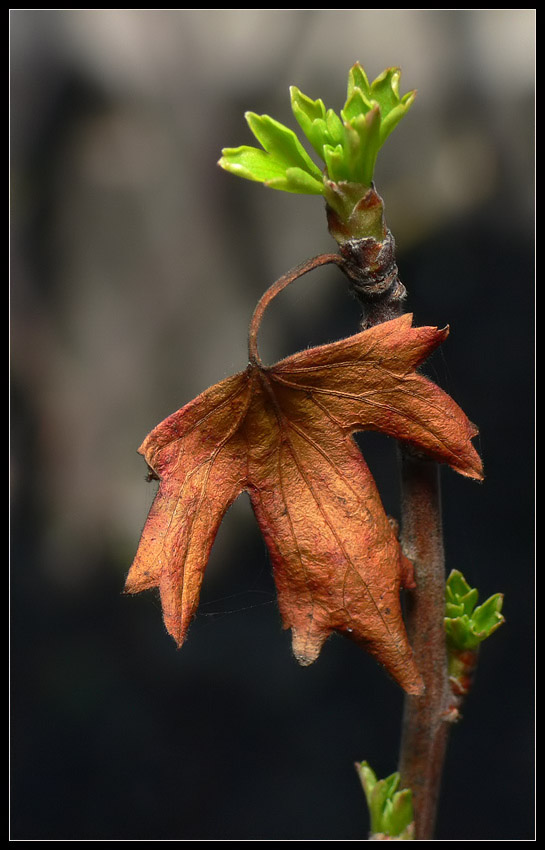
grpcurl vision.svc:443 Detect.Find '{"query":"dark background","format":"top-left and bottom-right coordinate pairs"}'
top-left (11, 9), bottom-right (534, 840)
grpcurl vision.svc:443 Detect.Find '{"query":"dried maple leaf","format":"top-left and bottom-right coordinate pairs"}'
top-left (126, 257), bottom-right (482, 695)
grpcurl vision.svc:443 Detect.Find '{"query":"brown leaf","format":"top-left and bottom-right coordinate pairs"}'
top-left (126, 304), bottom-right (482, 695)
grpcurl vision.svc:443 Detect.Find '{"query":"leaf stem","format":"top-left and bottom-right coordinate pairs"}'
top-left (247, 253), bottom-right (343, 366)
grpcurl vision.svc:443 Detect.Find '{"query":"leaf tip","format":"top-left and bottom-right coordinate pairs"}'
top-left (451, 458), bottom-right (484, 483)
top-left (457, 437), bottom-right (484, 482)
top-left (403, 670), bottom-right (425, 696)
top-left (290, 627), bottom-right (326, 667)
top-left (162, 612), bottom-right (190, 651)
top-left (123, 565), bottom-right (156, 595)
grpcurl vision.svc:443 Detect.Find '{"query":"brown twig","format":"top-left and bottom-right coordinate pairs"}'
top-left (397, 451), bottom-right (453, 839)
top-left (341, 219), bottom-right (452, 839)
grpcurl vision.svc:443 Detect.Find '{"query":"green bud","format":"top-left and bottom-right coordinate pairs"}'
top-left (356, 761), bottom-right (415, 840)
top-left (445, 569), bottom-right (505, 652)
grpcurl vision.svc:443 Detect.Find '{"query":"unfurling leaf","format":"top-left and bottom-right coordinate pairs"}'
top-left (445, 569), bottom-right (504, 652)
top-left (126, 294), bottom-right (482, 694)
top-left (443, 569), bottom-right (504, 700)
top-left (219, 62), bottom-right (416, 193)
top-left (356, 760), bottom-right (415, 839)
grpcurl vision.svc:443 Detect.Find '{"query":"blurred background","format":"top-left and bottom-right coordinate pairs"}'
top-left (10, 9), bottom-right (534, 840)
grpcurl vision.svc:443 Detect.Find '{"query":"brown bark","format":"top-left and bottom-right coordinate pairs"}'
top-left (397, 452), bottom-right (452, 839)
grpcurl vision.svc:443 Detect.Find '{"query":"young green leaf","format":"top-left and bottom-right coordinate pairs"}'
top-left (347, 62), bottom-right (371, 100)
top-left (341, 87), bottom-right (374, 124)
top-left (445, 569), bottom-right (505, 651)
top-left (245, 112), bottom-right (323, 181)
top-left (219, 62), bottom-right (416, 205)
top-left (289, 86), bottom-right (328, 158)
top-left (218, 111), bottom-right (325, 195)
top-left (218, 145), bottom-right (295, 185)
top-left (356, 761), bottom-right (415, 839)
